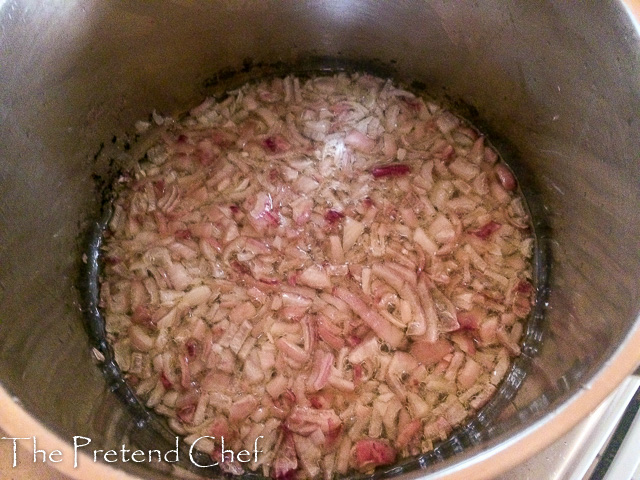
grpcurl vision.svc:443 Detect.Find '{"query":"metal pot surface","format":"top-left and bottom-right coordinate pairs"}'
top-left (1, 1), bottom-right (639, 479)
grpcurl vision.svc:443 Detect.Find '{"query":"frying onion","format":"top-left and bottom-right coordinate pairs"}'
top-left (101, 73), bottom-right (534, 478)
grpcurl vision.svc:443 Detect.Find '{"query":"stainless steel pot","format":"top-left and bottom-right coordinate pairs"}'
top-left (1, 1), bottom-right (639, 479)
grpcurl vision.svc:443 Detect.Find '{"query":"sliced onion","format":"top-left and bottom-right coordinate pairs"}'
top-left (102, 73), bottom-right (533, 480)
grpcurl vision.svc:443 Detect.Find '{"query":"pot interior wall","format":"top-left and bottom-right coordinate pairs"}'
top-left (1, 1), bottom-right (639, 478)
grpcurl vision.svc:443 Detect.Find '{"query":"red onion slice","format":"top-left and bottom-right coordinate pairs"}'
top-left (371, 163), bottom-right (411, 178)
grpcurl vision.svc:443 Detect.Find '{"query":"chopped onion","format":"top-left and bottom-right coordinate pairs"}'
top-left (101, 73), bottom-right (534, 480)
